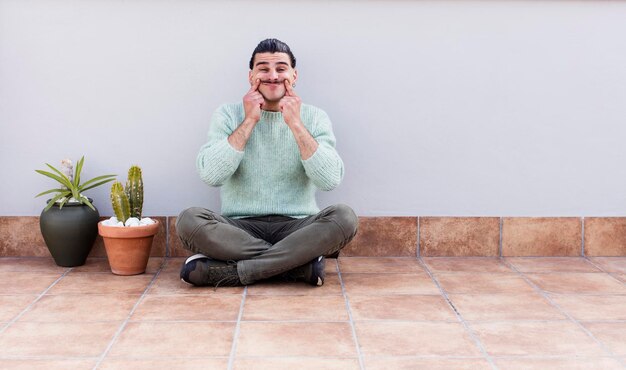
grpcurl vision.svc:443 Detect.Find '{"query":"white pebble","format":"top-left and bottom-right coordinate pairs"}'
top-left (125, 217), bottom-right (140, 227)
top-left (139, 217), bottom-right (155, 225)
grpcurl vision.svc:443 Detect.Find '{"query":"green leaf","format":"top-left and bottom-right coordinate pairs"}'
top-left (82, 197), bottom-right (96, 211)
top-left (35, 189), bottom-right (66, 198)
top-left (35, 188), bottom-right (65, 198)
top-left (79, 174), bottom-right (117, 191)
top-left (43, 192), bottom-right (71, 212)
top-left (79, 178), bottom-right (117, 192)
top-left (74, 156), bottom-right (85, 187)
top-left (58, 197), bottom-right (69, 209)
top-left (43, 164), bottom-right (74, 190)
top-left (35, 169), bottom-right (73, 190)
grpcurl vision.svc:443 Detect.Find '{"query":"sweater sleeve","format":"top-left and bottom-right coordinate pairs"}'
top-left (196, 106), bottom-right (245, 187)
top-left (301, 110), bottom-right (344, 191)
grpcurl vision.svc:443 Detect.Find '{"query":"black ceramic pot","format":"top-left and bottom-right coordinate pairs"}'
top-left (39, 199), bottom-right (100, 267)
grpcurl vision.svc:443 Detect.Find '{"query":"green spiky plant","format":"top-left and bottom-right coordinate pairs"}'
top-left (35, 156), bottom-right (116, 211)
top-left (110, 165), bottom-right (144, 224)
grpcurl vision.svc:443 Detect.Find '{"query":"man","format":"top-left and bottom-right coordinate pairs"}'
top-left (176, 38), bottom-right (358, 288)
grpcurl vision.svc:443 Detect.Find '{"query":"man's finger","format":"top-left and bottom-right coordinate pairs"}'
top-left (284, 79), bottom-right (296, 96)
top-left (250, 78), bottom-right (261, 92)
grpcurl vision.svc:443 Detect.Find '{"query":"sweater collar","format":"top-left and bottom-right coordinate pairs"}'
top-left (260, 109), bottom-right (284, 123)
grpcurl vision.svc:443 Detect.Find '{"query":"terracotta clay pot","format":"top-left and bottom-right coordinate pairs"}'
top-left (98, 220), bottom-right (159, 275)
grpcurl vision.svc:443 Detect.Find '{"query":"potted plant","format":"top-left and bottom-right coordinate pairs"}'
top-left (35, 157), bottom-right (116, 267)
top-left (98, 165), bottom-right (159, 275)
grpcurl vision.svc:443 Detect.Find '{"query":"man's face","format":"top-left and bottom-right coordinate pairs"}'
top-left (249, 52), bottom-right (297, 103)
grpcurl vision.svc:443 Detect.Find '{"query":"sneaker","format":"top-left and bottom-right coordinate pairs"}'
top-left (180, 254), bottom-right (242, 287)
top-left (280, 256), bottom-right (325, 286)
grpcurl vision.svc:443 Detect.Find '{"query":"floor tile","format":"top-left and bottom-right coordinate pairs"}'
top-left (525, 273), bottom-right (626, 294)
top-left (0, 322), bottom-right (119, 357)
top-left (423, 257), bottom-right (513, 273)
top-left (506, 257), bottom-right (600, 273)
top-left (233, 357), bottom-right (360, 370)
top-left (132, 294), bottom-right (241, 321)
top-left (0, 295), bottom-right (36, 321)
top-left (72, 257), bottom-right (164, 274)
top-left (108, 322), bottom-right (235, 357)
top-left (338, 257), bottom-right (424, 273)
top-left (147, 271), bottom-right (244, 295)
top-left (583, 322), bottom-right (626, 355)
top-left (448, 293), bottom-right (565, 321)
top-left (243, 295), bottom-right (348, 321)
top-left (19, 294), bottom-right (138, 322)
top-left (355, 321), bottom-right (481, 356)
top-left (0, 272), bottom-right (61, 294)
top-left (589, 257), bottom-right (626, 274)
top-left (247, 274), bottom-right (342, 296)
top-left (494, 357), bottom-right (623, 370)
top-left (99, 358), bottom-right (228, 370)
top-left (471, 321), bottom-right (606, 356)
top-left (0, 257), bottom-right (68, 273)
top-left (236, 322), bottom-right (355, 356)
top-left (364, 357), bottom-right (491, 370)
top-left (435, 272), bottom-right (534, 294)
top-left (48, 273), bottom-right (153, 294)
top-left (549, 294), bottom-right (626, 320)
top-left (0, 359), bottom-right (97, 370)
top-left (349, 295), bottom-right (456, 321)
top-left (159, 258), bottom-right (186, 274)
top-left (342, 273), bottom-right (440, 295)
top-left (325, 258), bottom-right (339, 273)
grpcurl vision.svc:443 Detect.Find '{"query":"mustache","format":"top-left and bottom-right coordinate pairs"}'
top-left (260, 79), bottom-right (287, 84)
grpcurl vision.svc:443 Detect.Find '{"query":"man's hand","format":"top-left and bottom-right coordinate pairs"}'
top-left (279, 79), bottom-right (302, 127)
top-left (243, 79), bottom-right (263, 124)
top-left (280, 80), bottom-right (319, 159)
top-left (228, 79), bottom-right (263, 151)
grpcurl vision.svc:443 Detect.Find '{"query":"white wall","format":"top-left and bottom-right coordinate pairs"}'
top-left (2, 0), bottom-right (625, 217)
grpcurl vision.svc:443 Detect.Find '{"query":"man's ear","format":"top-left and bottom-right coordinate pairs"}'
top-left (248, 70), bottom-right (253, 85)
top-left (292, 69), bottom-right (298, 85)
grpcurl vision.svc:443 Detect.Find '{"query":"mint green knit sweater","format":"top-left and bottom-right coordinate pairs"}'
top-left (196, 103), bottom-right (344, 218)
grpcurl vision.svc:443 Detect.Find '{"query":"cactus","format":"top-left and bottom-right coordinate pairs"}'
top-left (125, 165), bottom-right (143, 219)
top-left (110, 181), bottom-right (131, 223)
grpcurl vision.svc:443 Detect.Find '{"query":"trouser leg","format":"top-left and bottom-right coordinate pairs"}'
top-left (237, 204), bottom-right (358, 285)
top-left (176, 207), bottom-right (271, 261)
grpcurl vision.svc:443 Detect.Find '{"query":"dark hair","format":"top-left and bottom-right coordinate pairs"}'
top-left (249, 38), bottom-right (296, 69)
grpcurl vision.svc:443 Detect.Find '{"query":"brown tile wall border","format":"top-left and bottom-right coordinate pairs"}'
top-left (420, 217), bottom-right (500, 257)
top-left (502, 217), bottom-right (582, 257)
top-left (1, 216), bottom-right (625, 257)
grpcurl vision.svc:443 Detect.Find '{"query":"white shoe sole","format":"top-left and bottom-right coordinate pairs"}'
top-left (185, 253), bottom-right (209, 264)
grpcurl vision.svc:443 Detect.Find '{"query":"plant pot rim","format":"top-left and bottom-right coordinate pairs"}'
top-left (98, 219), bottom-right (159, 238)
top-left (44, 197), bottom-right (95, 208)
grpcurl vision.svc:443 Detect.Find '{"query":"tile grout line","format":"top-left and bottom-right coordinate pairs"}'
top-left (416, 217), bottom-right (420, 258)
top-left (500, 258), bottom-right (626, 368)
top-left (418, 258), bottom-right (499, 370)
top-left (0, 268), bottom-right (72, 335)
top-left (336, 262), bottom-right (366, 370)
top-left (583, 257), bottom-right (626, 286)
top-left (166, 216), bottom-right (170, 257)
top-left (581, 217), bottom-right (585, 256)
top-left (227, 286), bottom-right (247, 370)
top-left (92, 258), bottom-right (168, 369)
top-left (499, 217), bottom-right (503, 257)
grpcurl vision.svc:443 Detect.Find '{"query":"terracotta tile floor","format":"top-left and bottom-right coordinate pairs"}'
top-left (0, 256), bottom-right (625, 370)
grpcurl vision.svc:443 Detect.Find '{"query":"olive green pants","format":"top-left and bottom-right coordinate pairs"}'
top-left (176, 204), bottom-right (358, 285)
